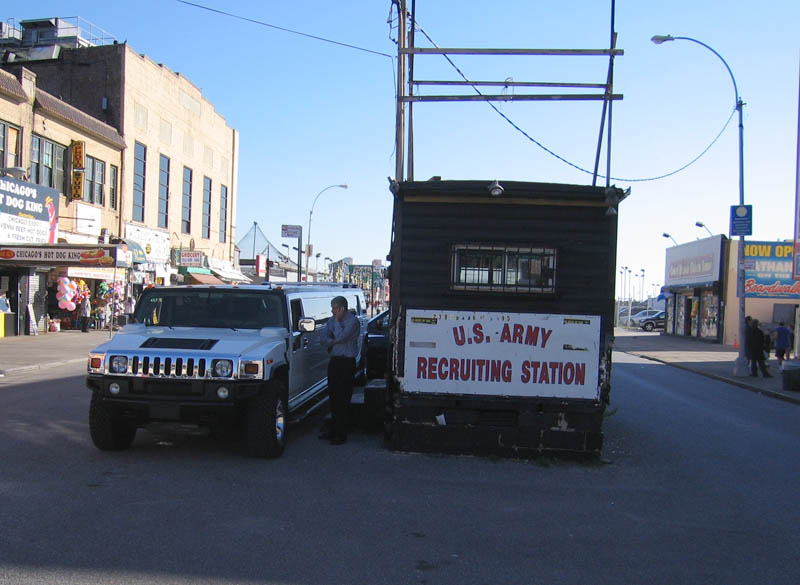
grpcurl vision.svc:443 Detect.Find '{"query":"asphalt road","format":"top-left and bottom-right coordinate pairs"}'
top-left (1, 355), bottom-right (798, 585)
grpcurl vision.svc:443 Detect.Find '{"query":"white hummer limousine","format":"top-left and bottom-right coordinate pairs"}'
top-left (86, 283), bottom-right (367, 458)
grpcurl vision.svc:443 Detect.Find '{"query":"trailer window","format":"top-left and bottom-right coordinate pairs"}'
top-left (451, 245), bottom-right (556, 293)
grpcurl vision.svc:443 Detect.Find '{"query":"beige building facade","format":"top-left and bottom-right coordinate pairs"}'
top-left (2, 18), bottom-right (240, 274)
top-left (0, 17), bottom-right (242, 335)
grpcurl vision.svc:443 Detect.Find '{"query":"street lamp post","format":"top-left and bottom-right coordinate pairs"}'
top-left (639, 268), bottom-right (645, 302)
top-left (663, 232), bottom-right (678, 246)
top-left (652, 34), bottom-right (748, 375)
top-left (695, 221), bottom-right (714, 237)
top-left (306, 184), bottom-right (348, 281)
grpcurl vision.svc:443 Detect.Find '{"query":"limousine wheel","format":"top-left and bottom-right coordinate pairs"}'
top-left (89, 393), bottom-right (137, 451)
top-left (246, 379), bottom-right (287, 458)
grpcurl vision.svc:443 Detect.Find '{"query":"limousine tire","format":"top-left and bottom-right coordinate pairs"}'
top-left (89, 393), bottom-right (137, 451)
top-left (246, 379), bottom-right (287, 458)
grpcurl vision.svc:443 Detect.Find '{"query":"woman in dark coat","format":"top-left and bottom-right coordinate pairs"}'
top-left (747, 319), bottom-right (771, 377)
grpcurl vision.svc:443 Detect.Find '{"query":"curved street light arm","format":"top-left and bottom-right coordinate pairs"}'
top-left (652, 33), bottom-right (749, 375)
top-left (306, 184), bottom-right (348, 280)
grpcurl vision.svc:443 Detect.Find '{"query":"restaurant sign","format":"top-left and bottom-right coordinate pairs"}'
top-left (743, 241), bottom-right (800, 298)
top-left (0, 244), bottom-right (126, 267)
top-left (0, 177), bottom-right (60, 244)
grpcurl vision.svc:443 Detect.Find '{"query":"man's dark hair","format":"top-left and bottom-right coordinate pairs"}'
top-left (332, 295), bottom-right (348, 310)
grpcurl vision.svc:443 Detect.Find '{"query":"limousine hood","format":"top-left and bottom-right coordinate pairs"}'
top-left (89, 324), bottom-right (289, 358)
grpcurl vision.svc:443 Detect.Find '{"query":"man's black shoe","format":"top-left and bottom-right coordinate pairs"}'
top-left (763, 374), bottom-right (773, 378)
top-left (330, 436), bottom-right (347, 445)
top-left (318, 431), bottom-right (333, 440)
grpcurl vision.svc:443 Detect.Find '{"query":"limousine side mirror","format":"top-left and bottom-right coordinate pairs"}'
top-left (298, 318), bottom-right (316, 333)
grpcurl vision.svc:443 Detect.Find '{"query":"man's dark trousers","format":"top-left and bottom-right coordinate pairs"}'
top-left (328, 356), bottom-right (356, 440)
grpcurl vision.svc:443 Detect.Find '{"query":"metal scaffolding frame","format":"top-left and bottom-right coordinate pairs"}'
top-left (393, 0), bottom-right (623, 187)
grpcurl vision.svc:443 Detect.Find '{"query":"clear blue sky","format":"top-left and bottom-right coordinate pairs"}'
top-left (4, 1), bottom-right (799, 295)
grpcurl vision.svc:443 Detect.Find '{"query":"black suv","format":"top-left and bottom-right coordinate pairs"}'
top-left (640, 311), bottom-right (666, 332)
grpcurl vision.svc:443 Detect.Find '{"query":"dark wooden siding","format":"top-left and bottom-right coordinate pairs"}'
top-left (390, 181), bottom-right (621, 333)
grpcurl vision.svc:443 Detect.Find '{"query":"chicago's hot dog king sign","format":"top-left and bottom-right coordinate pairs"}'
top-left (0, 244), bottom-right (130, 268)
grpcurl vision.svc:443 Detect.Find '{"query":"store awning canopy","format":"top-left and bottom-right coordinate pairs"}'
top-left (112, 238), bottom-right (147, 264)
top-left (187, 272), bottom-right (225, 285)
top-left (210, 266), bottom-right (251, 283)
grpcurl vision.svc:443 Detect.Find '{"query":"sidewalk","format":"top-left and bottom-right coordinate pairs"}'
top-left (2, 328), bottom-right (799, 405)
top-left (614, 328), bottom-right (800, 405)
top-left (0, 329), bottom-right (111, 375)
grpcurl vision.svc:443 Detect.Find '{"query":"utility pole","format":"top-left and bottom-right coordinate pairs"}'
top-left (394, 0), bottom-right (407, 182)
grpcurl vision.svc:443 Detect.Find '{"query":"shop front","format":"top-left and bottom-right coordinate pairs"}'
top-left (0, 176), bottom-right (60, 336)
top-left (721, 240), bottom-right (800, 345)
top-left (0, 243), bottom-right (132, 334)
top-left (662, 235), bottom-right (727, 342)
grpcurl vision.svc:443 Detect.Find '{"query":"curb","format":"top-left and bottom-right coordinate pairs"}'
top-left (625, 352), bottom-right (800, 406)
top-left (0, 357), bottom-right (88, 376)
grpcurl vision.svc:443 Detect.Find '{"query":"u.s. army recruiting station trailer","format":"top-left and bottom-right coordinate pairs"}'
top-left (385, 179), bottom-right (626, 458)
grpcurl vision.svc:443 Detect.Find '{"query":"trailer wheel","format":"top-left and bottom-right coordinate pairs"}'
top-left (89, 393), bottom-right (137, 451)
top-left (246, 379), bottom-right (287, 458)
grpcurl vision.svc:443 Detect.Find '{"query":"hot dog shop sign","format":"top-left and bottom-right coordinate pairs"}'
top-left (401, 309), bottom-right (601, 399)
top-left (0, 245), bottom-right (120, 266)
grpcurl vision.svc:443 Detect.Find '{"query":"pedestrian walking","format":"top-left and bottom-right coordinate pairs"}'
top-left (320, 295), bottom-right (360, 445)
top-left (747, 319), bottom-right (771, 377)
top-left (80, 295), bottom-right (91, 333)
top-left (773, 322), bottom-right (792, 366)
top-left (123, 295), bottom-right (135, 325)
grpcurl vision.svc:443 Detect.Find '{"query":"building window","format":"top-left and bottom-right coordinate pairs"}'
top-left (158, 155), bottom-right (170, 229)
top-left (30, 135), bottom-right (40, 184)
top-left (450, 244), bottom-right (557, 294)
top-left (82, 155), bottom-right (105, 205)
top-left (133, 142), bottom-right (146, 222)
top-left (0, 121), bottom-right (21, 168)
top-left (202, 176), bottom-right (211, 239)
top-left (181, 166), bottom-right (192, 234)
top-left (219, 184), bottom-right (228, 243)
top-left (29, 135), bottom-right (67, 194)
top-left (109, 165), bottom-right (118, 210)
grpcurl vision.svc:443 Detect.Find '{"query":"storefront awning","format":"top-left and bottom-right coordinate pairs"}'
top-left (188, 272), bottom-right (225, 285)
top-left (112, 238), bottom-right (147, 264)
top-left (210, 267), bottom-right (251, 283)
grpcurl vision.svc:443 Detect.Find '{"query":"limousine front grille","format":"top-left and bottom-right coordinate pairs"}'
top-left (109, 354), bottom-right (228, 379)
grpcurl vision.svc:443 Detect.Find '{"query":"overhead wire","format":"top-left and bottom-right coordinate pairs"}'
top-left (413, 22), bottom-right (738, 184)
top-left (174, 0), bottom-right (399, 160)
top-left (175, 0), bottom-right (394, 59)
top-left (173, 1), bottom-right (735, 185)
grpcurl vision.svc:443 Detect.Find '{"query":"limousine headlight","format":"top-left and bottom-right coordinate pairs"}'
top-left (212, 359), bottom-right (234, 377)
top-left (109, 355), bottom-right (128, 374)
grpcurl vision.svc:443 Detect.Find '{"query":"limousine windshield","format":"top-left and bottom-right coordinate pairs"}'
top-left (132, 289), bottom-right (287, 329)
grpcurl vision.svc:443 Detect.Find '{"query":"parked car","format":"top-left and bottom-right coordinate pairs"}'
top-left (640, 311), bottom-right (666, 331)
top-left (363, 308), bottom-right (390, 380)
top-left (629, 309), bottom-right (663, 326)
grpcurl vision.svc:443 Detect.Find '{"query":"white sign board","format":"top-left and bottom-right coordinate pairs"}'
top-left (281, 224), bottom-right (302, 238)
top-left (401, 309), bottom-right (601, 399)
top-left (180, 250), bottom-right (204, 267)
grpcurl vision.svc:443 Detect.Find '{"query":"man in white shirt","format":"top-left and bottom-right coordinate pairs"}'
top-left (321, 295), bottom-right (360, 445)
